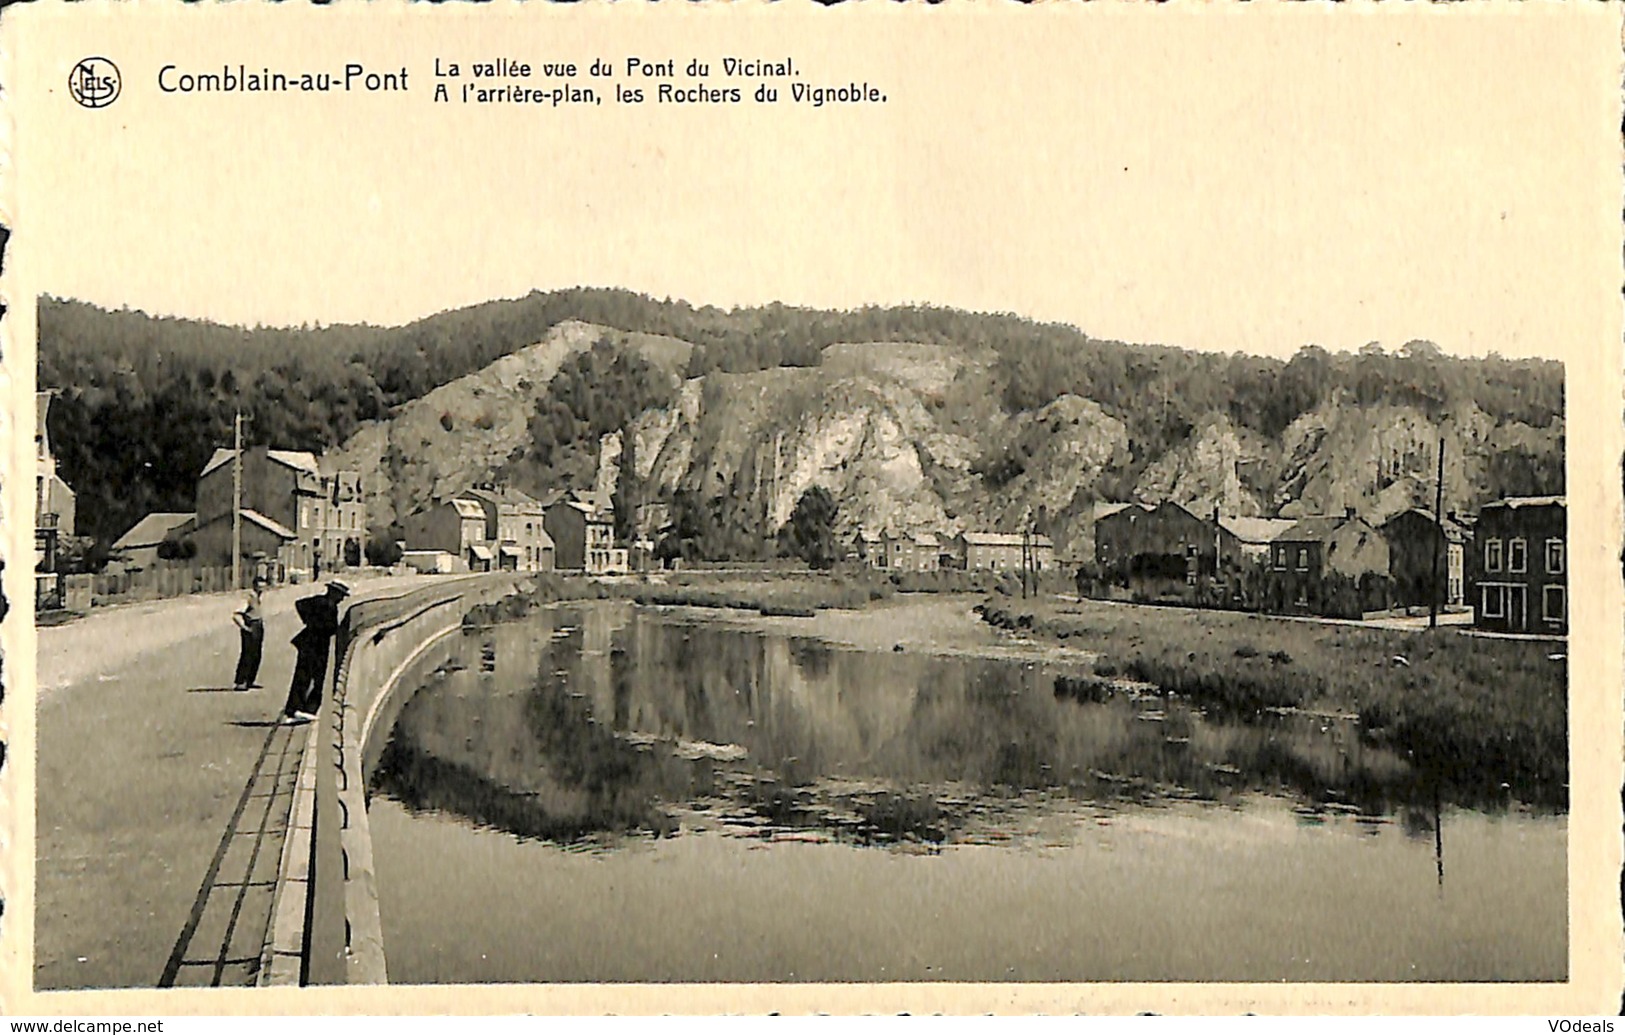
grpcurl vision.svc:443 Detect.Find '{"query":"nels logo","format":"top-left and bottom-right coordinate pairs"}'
top-left (68, 57), bottom-right (121, 109)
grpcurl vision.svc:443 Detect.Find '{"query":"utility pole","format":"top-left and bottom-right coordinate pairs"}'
top-left (231, 409), bottom-right (243, 591)
top-left (1375, 430), bottom-right (1383, 495)
top-left (1429, 436), bottom-right (1445, 629)
top-left (1021, 511), bottom-right (1032, 600)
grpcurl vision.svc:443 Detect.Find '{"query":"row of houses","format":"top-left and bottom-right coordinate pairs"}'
top-left (851, 529), bottom-right (1057, 574)
top-left (111, 444), bottom-right (368, 581)
top-left (401, 486), bottom-right (630, 575)
top-left (1093, 496), bottom-right (1566, 635)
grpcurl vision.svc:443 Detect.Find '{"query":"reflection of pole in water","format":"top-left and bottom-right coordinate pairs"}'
top-left (1433, 781), bottom-right (1445, 889)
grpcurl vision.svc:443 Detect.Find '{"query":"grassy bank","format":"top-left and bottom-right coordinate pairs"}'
top-left (980, 597), bottom-right (1568, 800)
top-left (463, 566), bottom-right (1075, 626)
top-left (464, 570), bottom-right (897, 626)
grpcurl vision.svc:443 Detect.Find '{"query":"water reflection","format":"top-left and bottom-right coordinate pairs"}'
top-left (371, 603), bottom-right (1551, 856)
top-left (367, 602), bottom-right (1566, 984)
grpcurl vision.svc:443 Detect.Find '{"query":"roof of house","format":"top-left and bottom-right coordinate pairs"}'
top-left (240, 508), bottom-right (298, 540)
top-left (1381, 508), bottom-right (1471, 542)
top-left (201, 448), bottom-right (322, 479)
top-left (1217, 516), bottom-right (1297, 544)
top-left (465, 485), bottom-right (546, 511)
top-left (960, 531), bottom-right (1055, 548)
top-left (112, 512), bottom-right (195, 550)
top-left (1274, 515), bottom-right (1359, 544)
top-left (1095, 502), bottom-right (1155, 520)
top-left (547, 497), bottom-right (615, 523)
top-left (881, 529), bottom-right (956, 547)
top-left (1480, 495), bottom-right (1566, 511)
top-left (1153, 501), bottom-right (1204, 519)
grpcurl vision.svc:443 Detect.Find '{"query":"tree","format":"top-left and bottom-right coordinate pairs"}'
top-left (778, 486), bottom-right (839, 569)
top-left (54, 535), bottom-right (106, 574)
top-left (365, 533), bottom-right (404, 567)
top-left (656, 488), bottom-right (711, 562)
top-left (1485, 443), bottom-right (1565, 499)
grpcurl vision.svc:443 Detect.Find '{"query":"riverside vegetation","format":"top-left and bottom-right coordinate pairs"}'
top-left (981, 597), bottom-right (1566, 805)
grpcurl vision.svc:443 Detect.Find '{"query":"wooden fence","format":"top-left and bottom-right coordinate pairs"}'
top-left (56, 565), bottom-right (239, 609)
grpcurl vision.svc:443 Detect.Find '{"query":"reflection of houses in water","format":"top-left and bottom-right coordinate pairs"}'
top-left (574, 602), bottom-right (633, 719)
top-left (379, 612), bottom-right (693, 839)
top-left (756, 637), bottom-right (918, 780)
top-left (551, 613), bottom-right (924, 781)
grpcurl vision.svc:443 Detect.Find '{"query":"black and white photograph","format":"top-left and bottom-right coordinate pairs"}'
top-left (4, 1), bottom-right (1621, 1016)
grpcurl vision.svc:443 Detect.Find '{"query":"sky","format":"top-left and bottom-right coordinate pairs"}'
top-left (15, 4), bottom-right (1622, 359)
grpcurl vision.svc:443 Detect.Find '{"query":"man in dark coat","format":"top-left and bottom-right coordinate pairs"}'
top-left (281, 579), bottom-right (350, 723)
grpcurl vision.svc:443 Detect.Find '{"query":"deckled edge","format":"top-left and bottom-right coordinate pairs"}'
top-left (0, 0), bottom-right (18, 1015)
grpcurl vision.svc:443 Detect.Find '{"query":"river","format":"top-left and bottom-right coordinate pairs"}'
top-left (366, 600), bottom-right (1566, 983)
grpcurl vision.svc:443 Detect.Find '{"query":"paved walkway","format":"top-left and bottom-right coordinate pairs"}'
top-left (34, 573), bottom-right (434, 990)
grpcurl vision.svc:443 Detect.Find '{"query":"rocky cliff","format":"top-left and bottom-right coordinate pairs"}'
top-left (325, 320), bottom-right (692, 527)
top-left (330, 330), bottom-right (1562, 559)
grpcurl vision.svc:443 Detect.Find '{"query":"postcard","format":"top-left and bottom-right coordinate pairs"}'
top-left (2, 0), bottom-right (1621, 1016)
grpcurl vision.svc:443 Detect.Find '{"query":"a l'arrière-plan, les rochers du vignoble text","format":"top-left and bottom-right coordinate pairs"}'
top-left (431, 55), bottom-right (887, 107)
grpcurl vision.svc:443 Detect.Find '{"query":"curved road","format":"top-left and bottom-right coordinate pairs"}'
top-left (34, 574), bottom-right (436, 990)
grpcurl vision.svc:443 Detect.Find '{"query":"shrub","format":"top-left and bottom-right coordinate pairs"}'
top-left (366, 536), bottom-right (404, 566)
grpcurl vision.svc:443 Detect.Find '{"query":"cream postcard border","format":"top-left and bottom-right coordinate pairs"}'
top-left (0, 0), bottom-right (1621, 1015)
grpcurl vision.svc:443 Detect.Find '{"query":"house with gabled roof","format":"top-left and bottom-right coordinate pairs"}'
top-left (110, 512), bottom-right (196, 570)
top-left (1215, 515), bottom-right (1297, 569)
top-left (948, 531), bottom-right (1055, 573)
top-left (403, 497), bottom-right (492, 572)
top-left (1095, 501), bottom-right (1211, 582)
top-left (1381, 508), bottom-right (1471, 608)
top-left (544, 493), bottom-right (627, 574)
top-left (465, 484), bottom-right (554, 572)
top-left (189, 445), bottom-right (366, 576)
top-left (880, 529), bottom-right (941, 572)
top-left (1265, 508), bottom-right (1390, 614)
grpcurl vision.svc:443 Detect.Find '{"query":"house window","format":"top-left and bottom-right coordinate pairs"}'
top-left (1485, 539), bottom-right (1503, 573)
top-left (1273, 546), bottom-right (1286, 570)
top-left (1481, 585), bottom-right (1505, 619)
top-left (1508, 538), bottom-right (1527, 574)
top-left (1296, 548), bottom-right (1308, 572)
top-left (1543, 585), bottom-right (1566, 624)
top-left (1545, 539), bottom-right (1565, 575)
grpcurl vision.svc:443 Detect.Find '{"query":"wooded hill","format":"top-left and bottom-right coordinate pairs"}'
top-left (39, 291), bottom-right (1563, 550)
